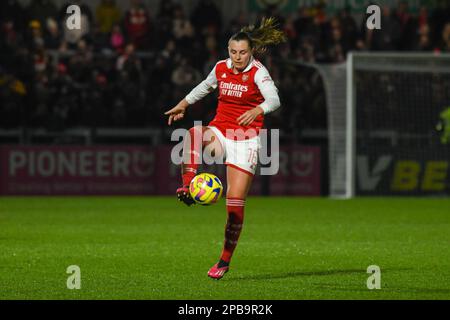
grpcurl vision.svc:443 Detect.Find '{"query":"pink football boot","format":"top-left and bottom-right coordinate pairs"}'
top-left (207, 263), bottom-right (229, 280)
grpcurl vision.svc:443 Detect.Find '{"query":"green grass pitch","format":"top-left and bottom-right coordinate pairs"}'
top-left (0, 197), bottom-right (449, 300)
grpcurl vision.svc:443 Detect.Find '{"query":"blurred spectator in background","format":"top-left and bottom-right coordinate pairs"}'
top-left (191, 0), bottom-right (222, 35)
top-left (116, 43), bottom-right (144, 127)
top-left (366, 6), bottom-right (401, 50)
top-left (296, 38), bottom-right (316, 62)
top-left (124, 0), bottom-right (152, 49)
top-left (68, 39), bottom-right (93, 83)
top-left (44, 18), bottom-right (63, 50)
top-left (116, 43), bottom-right (141, 74)
top-left (226, 12), bottom-right (248, 38)
top-left (414, 24), bottom-right (433, 51)
top-left (430, 0), bottom-right (450, 47)
top-left (261, 4), bottom-right (285, 27)
top-left (312, 2), bottom-right (327, 25)
top-left (161, 39), bottom-right (177, 62)
top-left (158, 0), bottom-right (177, 20)
top-left (326, 18), bottom-right (346, 62)
top-left (33, 46), bottom-right (48, 74)
top-left (2, 19), bottom-right (22, 54)
top-left (294, 6), bottom-right (313, 42)
top-left (171, 57), bottom-right (201, 105)
top-left (28, 20), bottom-right (46, 51)
top-left (308, 8), bottom-right (324, 52)
top-left (0, 68), bottom-right (27, 128)
top-left (338, 7), bottom-right (358, 52)
top-left (95, 0), bottom-right (121, 35)
top-left (439, 23), bottom-right (450, 52)
top-left (171, 57), bottom-right (201, 88)
top-left (110, 24), bottom-right (126, 52)
top-left (411, 6), bottom-right (432, 51)
top-left (204, 35), bottom-right (219, 63)
top-left (153, 0), bottom-right (176, 49)
top-left (395, 1), bottom-right (416, 50)
top-left (172, 5), bottom-right (195, 49)
top-left (283, 14), bottom-right (298, 50)
top-left (417, 6), bottom-right (429, 30)
top-left (0, 0), bottom-right (28, 33)
top-left (28, 0), bottom-right (58, 27)
top-left (394, 1), bottom-right (411, 26)
top-left (91, 24), bottom-right (110, 52)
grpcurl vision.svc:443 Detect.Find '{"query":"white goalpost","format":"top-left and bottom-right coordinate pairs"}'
top-left (286, 52), bottom-right (450, 198)
top-left (335, 52), bottom-right (450, 198)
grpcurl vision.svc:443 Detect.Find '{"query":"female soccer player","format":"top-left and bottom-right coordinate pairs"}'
top-left (165, 18), bottom-right (286, 280)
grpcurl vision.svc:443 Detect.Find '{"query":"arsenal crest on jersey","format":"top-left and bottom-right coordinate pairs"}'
top-left (242, 74), bottom-right (249, 82)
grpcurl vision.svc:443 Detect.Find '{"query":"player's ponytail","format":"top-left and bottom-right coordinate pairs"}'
top-left (230, 17), bottom-right (287, 56)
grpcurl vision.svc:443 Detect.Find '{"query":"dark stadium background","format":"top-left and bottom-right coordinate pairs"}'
top-left (1, 0), bottom-right (448, 197)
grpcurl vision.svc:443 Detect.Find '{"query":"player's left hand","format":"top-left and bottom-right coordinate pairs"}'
top-left (237, 107), bottom-right (264, 126)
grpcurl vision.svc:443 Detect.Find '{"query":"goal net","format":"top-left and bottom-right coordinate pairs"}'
top-left (328, 52), bottom-right (450, 197)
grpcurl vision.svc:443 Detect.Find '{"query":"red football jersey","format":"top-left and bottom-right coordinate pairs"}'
top-left (209, 59), bottom-right (266, 140)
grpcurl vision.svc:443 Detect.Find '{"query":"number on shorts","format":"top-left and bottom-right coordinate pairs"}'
top-left (247, 148), bottom-right (258, 167)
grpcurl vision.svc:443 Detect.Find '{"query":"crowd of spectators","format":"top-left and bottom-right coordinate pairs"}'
top-left (1, 0), bottom-right (449, 135)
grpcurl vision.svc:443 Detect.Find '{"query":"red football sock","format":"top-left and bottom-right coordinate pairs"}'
top-left (220, 198), bottom-right (245, 264)
top-left (181, 127), bottom-right (203, 187)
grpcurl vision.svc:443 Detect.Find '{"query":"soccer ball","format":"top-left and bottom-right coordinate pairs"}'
top-left (189, 173), bottom-right (223, 205)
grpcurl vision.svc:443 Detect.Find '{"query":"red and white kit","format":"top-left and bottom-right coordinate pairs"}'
top-left (185, 57), bottom-right (281, 175)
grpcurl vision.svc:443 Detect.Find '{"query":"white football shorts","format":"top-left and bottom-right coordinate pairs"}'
top-left (207, 126), bottom-right (261, 176)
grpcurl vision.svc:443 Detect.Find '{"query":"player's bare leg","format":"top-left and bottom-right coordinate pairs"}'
top-left (177, 126), bottom-right (223, 206)
top-left (208, 166), bottom-right (253, 279)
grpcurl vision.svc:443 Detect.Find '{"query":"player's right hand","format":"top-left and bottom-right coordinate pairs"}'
top-left (164, 105), bottom-right (187, 125)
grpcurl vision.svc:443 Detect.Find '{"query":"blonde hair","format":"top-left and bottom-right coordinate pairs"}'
top-left (230, 17), bottom-right (287, 56)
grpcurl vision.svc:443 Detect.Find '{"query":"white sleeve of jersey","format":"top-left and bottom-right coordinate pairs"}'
top-left (254, 66), bottom-right (281, 115)
top-left (185, 66), bottom-right (218, 105)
